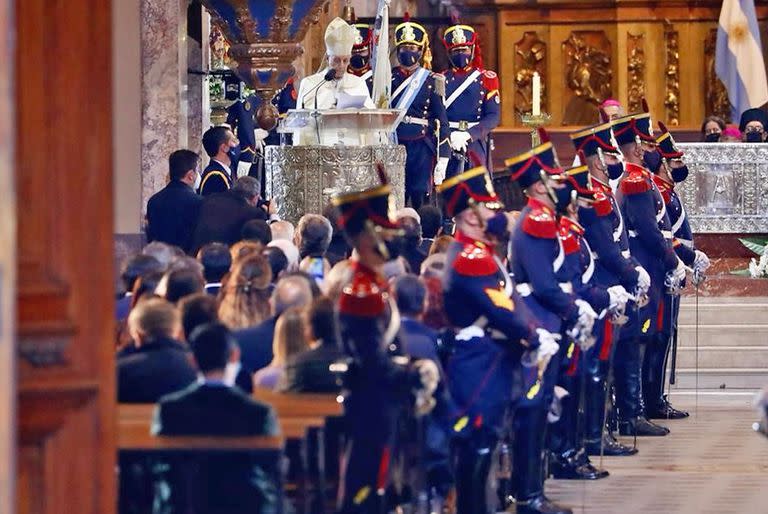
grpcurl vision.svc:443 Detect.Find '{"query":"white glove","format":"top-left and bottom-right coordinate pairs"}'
top-left (253, 128), bottom-right (269, 152)
top-left (434, 157), bottom-right (449, 186)
top-left (673, 259), bottom-right (686, 282)
top-left (449, 130), bottom-right (471, 152)
top-left (607, 285), bottom-right (631, 312)
top-left (635, 265), bottom-right (650, 294)
top-left (694, 250), bottom-right (711, 273)
top-left (575, 299), bottom-right (598, 332)
top-left (534, 328), bottom-right (561, 364)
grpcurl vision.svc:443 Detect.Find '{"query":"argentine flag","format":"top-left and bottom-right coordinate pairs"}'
top-left (716, 0), bottom-right (768, 120)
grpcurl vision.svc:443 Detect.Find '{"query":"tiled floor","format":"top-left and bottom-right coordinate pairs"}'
top-left (543, 392), bottom-right (768, 514)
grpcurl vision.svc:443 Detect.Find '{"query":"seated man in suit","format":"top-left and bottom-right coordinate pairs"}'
top-left (117, 297), bottom-right (197, 403)
top-left (235, 274), bottom-right (313, 374)
top-left (197, 242), bottom-right (232, 296)
top-left (152, 322), bottom-right (280, 514)
top-left (283, 296), bottom-right (344, 393)
top-left (393, 274), bottom-right (439, 360)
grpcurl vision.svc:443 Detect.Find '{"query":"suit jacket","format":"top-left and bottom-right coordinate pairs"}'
top-left (152, 383), bottom-right (280, 514)
top-left (199, 160), bottom-right (232, 196)
top-left (402, 244), bottom-right (427, 275)
top-left (154, 382), bottom-right (279, 436)
top-left (235, 316), bottom-right (277, 374)
top-left (191, 190), bottom-right (268, 253)
top-left (398, 318), bottom-right (439, 361)
top-left (117, 337), bottom-right (197, 403)
top-left (146, 180), bottom-right (202, 253)
top-left (283, 340), bottom-right (344, 393)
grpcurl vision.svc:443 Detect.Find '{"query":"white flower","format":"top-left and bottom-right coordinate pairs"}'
top-left (749, 258), bottom-right (760, 278)
top-left (759, 253), bottom-right (768, 277)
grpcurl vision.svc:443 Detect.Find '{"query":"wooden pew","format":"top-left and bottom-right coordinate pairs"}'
top-left (252, 389), bottom-right (344, 514)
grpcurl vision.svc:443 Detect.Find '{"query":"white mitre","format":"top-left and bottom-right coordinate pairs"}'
top-left (324, 17), bottom-right (356, 56)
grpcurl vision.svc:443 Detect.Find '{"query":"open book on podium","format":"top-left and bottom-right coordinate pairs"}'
top-left (279, 108), bottom-right (402, 146)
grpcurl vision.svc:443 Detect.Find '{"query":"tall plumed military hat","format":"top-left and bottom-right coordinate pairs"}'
top-left (656, 121), bottom-right (683, 159)
top-left (332, 166), bottom-right (399, 237)
top-left (395, 13), bottom-right (428, 47)
top-left (570, 121), bottom-right (619, 158)
top-left (739, 107), bottom-right (768, 132)
top-left (611, 99), bottom-right (655, 146)
top-left (352, 23), bottom-right (373, 50)
top-left (504, 130), bottom-right (563, 189)
top-left (442, 24), bottom-right (477, 50)
top-left (436, 166), bottom-right (502, 218)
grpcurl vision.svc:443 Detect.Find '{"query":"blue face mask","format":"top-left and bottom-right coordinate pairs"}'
top-left (350, 54), bottom-right (369, 70)
top-left (607, 162), bottom-right (624, 180)
top-left (227, 145), bottom-right (241, 163)
top-left (670, 165), bottom-right (689, 183)
top-left (643, 150), bottom-right (662, 174)
top-left (397, 48), bottom-right (422, 67)
top-left (449, 52), bottom-right (471, 69)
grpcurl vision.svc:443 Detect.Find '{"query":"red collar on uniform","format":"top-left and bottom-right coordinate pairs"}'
top-left (454, 230), bottom-right (492, 248)
top-left (625, 161), bottom-right (649, 177)
top-left (451, 66), bottom-right (475, 76)
top-left (526, 196), bottom-right (556, 214)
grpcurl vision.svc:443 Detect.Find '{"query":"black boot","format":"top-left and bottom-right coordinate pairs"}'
top-left (618, 416), bottom-right (670, 436)
top-left (454, 434), bottom-right (495, 514)
top-left (513, 408), bottom-right (573, 514)
top-left (548, 449), bottom-right (608, 480)
top-left (585, 432), bottom-right (638, 456)
top-left (647, 395), bottom-right (689, 419)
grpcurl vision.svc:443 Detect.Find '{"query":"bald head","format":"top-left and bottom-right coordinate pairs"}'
top-left (271, 275), bottom-right (313, 316)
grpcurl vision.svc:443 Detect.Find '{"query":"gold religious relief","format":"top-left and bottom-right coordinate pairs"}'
top-left (705, 29), bottom-right (732, 122)
top-left (210, 24), bottom-right (232, 70)
top-left (514, 32), bottom-right (547, 120)
top-left (627, 33), bottom-right (645, 114)
top-left (664, 22), bottom-right (680, 126)
top-left (562, 31), bottom-right (613, 125)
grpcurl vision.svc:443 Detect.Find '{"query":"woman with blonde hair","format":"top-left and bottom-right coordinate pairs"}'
top-left (252, 307), bottom-right (309, 390)
top-left (218, 254), bottom-right (272, 329)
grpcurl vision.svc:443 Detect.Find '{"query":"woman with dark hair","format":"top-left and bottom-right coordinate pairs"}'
top-left (701, 115), bottom-right (726, 142)
top-left (218, 254), bottom-right (273, 329)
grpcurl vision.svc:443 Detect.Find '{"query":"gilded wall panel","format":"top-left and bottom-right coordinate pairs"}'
top-left (704, 28), bottom-right (732, 122)
top-left (627, 32), bottom-right (645, 113)
top-left (561, 31), bottom-right (613, 125)
top-left (514, 32), bottom-right (547, 119)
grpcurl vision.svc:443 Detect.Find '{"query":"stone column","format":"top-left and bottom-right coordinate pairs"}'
top-left (187, 2), bottom-right (204, 153)
top-left (140, 0), bottom-right (188, 215)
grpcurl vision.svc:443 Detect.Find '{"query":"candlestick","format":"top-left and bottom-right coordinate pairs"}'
top-left (532, 72), bottom-right (541, 117)
top-left (520, 112), bottom-right (551, 148)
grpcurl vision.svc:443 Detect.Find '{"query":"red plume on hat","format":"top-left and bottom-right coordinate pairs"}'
top-left (403, 11), bottom-right (411, 22)
top-left (472, 32), bottom-right (484, 70)
top-left (641, 98), bottom-right (650, 113)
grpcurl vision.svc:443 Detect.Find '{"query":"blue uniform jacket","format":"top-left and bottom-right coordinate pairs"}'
top-left (443, 67), bottom-right (500, 174)
top-left (653, 175), bottom-right (696, 267)
top-left (198, 160), bottom-right (231, 196)
top-left (442, 232), bottom-right (533, 433)
top-left (580, 179), bottom-right (641, 291)
top-left (226, 95), bottom-right (260, 164)
top-left (559, 216), bottom-right (610, 315)
top-left (510, 198), bottom-right (578, 333)
top-left (391, 66), bottom-right (450, 157)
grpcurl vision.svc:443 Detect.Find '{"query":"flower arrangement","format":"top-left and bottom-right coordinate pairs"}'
top-left (733, 237), bottom-right (768, 278)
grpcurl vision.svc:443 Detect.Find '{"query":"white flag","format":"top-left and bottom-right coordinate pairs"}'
top-left (370, 0), bottom-right (391, 108)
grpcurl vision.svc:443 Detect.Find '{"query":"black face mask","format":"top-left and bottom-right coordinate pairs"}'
top-left (746, 131), bottom-right (764, 143)
top-left (449, 52), bottom-right (471, 68)
top-left (551, 184), bottom-right (574, 214)
top-left (349, 54), bottom-right (369, 70)
top-left (607, 162), bottom-right (624, 180)
top-left (670, 164), bottom-right (689, 183)
top-left (704, 132), bottom-right (720, 143)
top-left (397, 48), bottom-right (422, 67)
top-left (643, 150), bottom-right (662, 174)
top-left (484, 211), bottom-right (509, 240)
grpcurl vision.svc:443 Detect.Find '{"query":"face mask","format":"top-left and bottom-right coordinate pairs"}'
top-left (607, 162), bottom-right (624, 180)
top-left (554, 185), bottom-right (575, 214)
top-left (746, 131), bottom-right (763, 143)
top-left (670, 165), bottom-right (689, 183)
top-left (193, 171), bottom-right (202, 190)
top-left (704, 132), bottom-right (720, 143)
top-left (484, 211), bottom-right (509, 240)
top-left (397, 48), bottom-right (422, 67)
top-left (643, 150), bottom-right (662, 174)
top-left (349, 54), bottom-right (368, 70)
top-left (449, 52), bottom-right (471, 68)
top-left (227, 145), bottom-right (241, 163)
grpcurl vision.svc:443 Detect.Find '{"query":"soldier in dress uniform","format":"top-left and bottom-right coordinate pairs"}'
top-left (436, 165), bottom-right (561, 514)
top-left (199, 125), bottom-right (238, 196)
top-left (644, 124), bottom-right (711, 419)
top-left (226, 93), bottom-right (270, 179)
top-left (265, 77), bottom-right (299, 147)
top-left (441, 23), bottom-right (500, 178)
top-left (504, 139), bottom-right (600, 513)
top-left (610, 110), bottom-right (686, 437)
top-left (570, 123), bottom-right (650, 456)
top-left (331, 177), bottom-right (439, 514)
top-left (390, 15), bottom-right (450, 209)
top-left (348, 22), bottom-right (374, 95)
top-left (545, 164), bottom-right (630, 479)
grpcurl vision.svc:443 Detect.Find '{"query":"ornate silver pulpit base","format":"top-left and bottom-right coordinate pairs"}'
top-left (265, 145), bottom-right (406, 224)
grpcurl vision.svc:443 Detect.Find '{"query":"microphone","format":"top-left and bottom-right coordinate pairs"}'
top-left (300, 68), bottom-right (337, 110)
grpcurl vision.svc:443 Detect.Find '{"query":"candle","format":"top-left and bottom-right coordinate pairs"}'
top-left (532, 72), bottom-right (541, 116)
